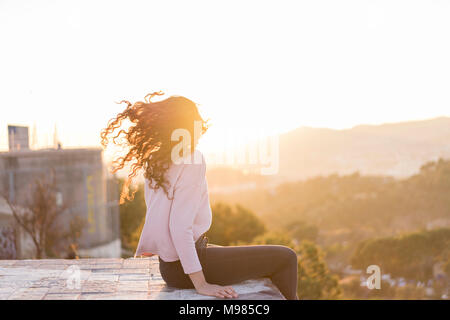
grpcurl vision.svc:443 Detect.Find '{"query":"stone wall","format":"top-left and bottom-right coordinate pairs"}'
top-left (0, 257), bottom-right (284, 300)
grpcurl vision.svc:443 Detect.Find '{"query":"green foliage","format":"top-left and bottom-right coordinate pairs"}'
top-left (207, 203), bottom-right (266, 246)
top-left (284, 220), bottom-right (318, 243)
top-left (119, 180), bottom-right (146, 250)
top-left (211, 158), bottom-right (450, 285)
top-left (296, 241), bottom-right (341, 300)
top-left (248, 232), bottom-right (341, 300)
top-left (212, 159), bottom-right (450, 245)
top-left (351, 228), bottom-right (450, 281)
top-left (251, 231), bottom-right (295, 247)
top-left (128, 219), bottom-right (145, 252)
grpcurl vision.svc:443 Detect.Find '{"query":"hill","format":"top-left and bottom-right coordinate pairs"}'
top-left (278, 117), bottom-right (450, 180)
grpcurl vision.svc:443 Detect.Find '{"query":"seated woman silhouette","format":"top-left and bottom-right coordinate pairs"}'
top-left (101, 92), bottom-right (298, 299)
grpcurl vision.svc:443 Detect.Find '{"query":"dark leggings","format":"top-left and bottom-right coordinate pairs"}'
top-left (159, 243), bottom-right (299, 300)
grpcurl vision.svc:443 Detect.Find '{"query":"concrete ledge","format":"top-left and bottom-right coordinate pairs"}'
top-left (0, 257), bottom-right (284, 300)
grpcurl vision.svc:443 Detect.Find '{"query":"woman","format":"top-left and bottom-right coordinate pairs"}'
top-left (101, 92), bottom-right (298, 300)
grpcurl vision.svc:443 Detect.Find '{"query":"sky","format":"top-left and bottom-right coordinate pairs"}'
top-left (1, 0), bottom-right (450, 155)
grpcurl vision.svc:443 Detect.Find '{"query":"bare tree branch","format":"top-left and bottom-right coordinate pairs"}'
top-left (1, 171), bottom-right (83, 259)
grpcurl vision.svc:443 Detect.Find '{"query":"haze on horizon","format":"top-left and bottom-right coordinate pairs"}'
top-left (1, 0), bottom-right (450, 154)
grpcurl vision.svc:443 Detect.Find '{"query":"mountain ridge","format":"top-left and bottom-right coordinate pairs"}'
top-left (278, 117), bottom-right (450, 180)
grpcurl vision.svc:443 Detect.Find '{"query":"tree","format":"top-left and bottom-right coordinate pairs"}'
top-left (250, 232), bottom-right (341, 300)
top-left (284, 220), bottom-right (319, 243)
top-left (0, 225), bottom-right (16, 259)
top-left (296, 241), bottom-right (341, 300)
top-left (2, 172), bottom-right (84, 259)
top-left (118, 180), bottom-right (147, 251)
top-left (251, 231), bottom-right (295, 247)
top-left (207, 203), bottom-right (266, 245)
top-left (40, 213), bottom-right (86, 259)
top-left (128, 219), bottom-right (145, 253)
top-left (351, 228), bottom-right (450, 281)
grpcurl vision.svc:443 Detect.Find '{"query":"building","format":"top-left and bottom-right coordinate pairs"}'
top-left (7, 125), bottom-right (29, 151)
top-left (0, 134), bottom-right (121, 258)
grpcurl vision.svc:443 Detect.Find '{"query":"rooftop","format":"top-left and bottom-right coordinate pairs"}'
top-left (0, 257), bottom-right (284, 300)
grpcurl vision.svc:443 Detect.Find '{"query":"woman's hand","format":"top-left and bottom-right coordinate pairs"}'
top-left (189, 270), bottom-right (238, 298)
top-left (196, 282), bottom-right (238, 299)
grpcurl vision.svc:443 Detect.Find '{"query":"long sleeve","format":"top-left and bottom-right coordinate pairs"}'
top-left (168, 158), bottom-right (206, 274)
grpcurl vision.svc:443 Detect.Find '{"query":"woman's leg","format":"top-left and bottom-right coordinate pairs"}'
top-left (202, 245), bottom-right (298, 300)
top-left (158, 257), bottom-right (194, 289)
top-left (159, 245), bottom-right (299, 300)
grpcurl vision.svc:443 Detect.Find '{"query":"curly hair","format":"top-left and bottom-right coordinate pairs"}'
top-left (101, 92), bottom-right (208, 204)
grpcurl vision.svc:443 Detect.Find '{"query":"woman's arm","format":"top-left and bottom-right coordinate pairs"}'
top-left (189, 270), bottom-right (238, 299)
top-left (168, 165), bottom-right (204, 274)
top-left (169, 158), bottom-right (237, 298)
